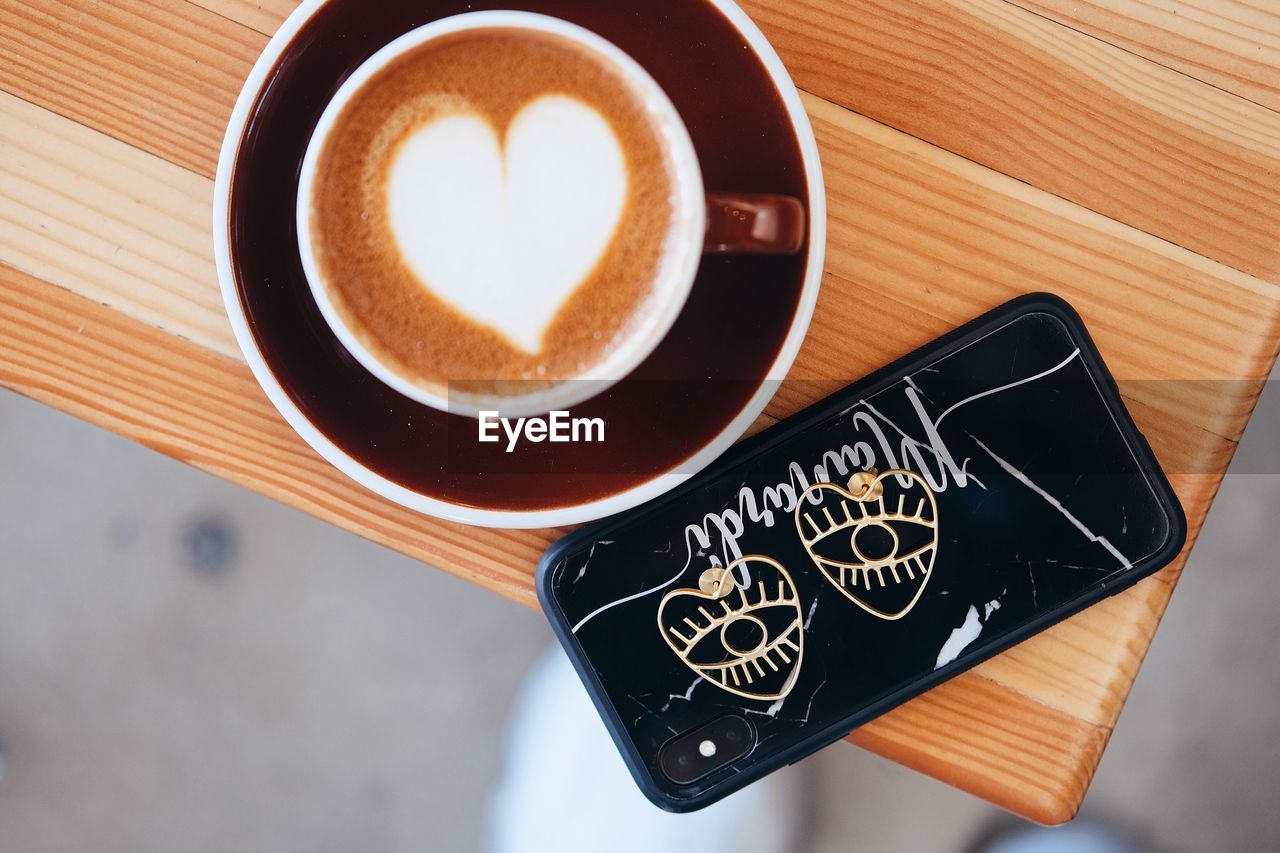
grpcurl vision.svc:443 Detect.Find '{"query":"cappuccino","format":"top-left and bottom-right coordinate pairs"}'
top-left (305, 26), bottom-right (689, 402)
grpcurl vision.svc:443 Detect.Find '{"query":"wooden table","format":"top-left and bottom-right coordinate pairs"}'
top-left (2, 0), bottom-right (1277, 825)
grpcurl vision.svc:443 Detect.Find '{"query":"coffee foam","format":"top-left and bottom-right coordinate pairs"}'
top-left (387, 95), bottom-right (627, 353)
top-left (309, 29), bottom-right (677, 396)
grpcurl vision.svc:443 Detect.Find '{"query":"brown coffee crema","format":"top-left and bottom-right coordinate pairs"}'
top-left (309, 28), bottom-right (678, 397)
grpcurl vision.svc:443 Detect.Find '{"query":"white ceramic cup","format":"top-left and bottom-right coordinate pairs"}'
top-left (215, 0), bottom-right (826, 528)
top-left (296, 10), bottom-right (812, 418)
top-left (297, 12), bottom-right (706, 417)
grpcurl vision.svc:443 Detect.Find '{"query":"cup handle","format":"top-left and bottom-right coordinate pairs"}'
top-left (703, 192), bottom-right (806, 255)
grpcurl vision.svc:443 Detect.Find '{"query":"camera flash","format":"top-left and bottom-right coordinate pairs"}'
top-left (698, 739), bottom-right (717, 758)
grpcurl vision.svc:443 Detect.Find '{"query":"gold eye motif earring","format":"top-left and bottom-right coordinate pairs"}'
top-left (795, 469), bottom-right (939, 620)
top-left (657, 555), bottom-right (803, 701)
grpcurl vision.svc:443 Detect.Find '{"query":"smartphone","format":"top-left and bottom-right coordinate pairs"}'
top-left (536, 293), bottom-right (1186, 811)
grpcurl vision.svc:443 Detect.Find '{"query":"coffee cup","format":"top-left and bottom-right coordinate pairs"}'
top-left (216, 0), bottom-right (826, 527)
top-left (296, 11), bottom-right (806, 417)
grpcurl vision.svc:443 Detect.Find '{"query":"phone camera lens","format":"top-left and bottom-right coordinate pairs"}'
top-left (660, 715), bottom-right (756, 785)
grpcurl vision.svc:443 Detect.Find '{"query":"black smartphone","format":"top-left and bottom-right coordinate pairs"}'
top-left (536, 293), bottom-right (1186, 812)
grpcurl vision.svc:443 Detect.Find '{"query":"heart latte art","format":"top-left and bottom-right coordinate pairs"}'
top-left (307, 28), bottom-right (683, 399)
top-left (387, 97), bottom-right (627, 354)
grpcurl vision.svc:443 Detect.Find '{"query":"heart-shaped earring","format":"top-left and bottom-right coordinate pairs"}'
top-left (795, 469), bottom-right (939, 620)
top-left (658, 555), bottom-right (803, 701)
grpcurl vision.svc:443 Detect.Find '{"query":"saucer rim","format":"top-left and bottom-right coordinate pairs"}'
top-left (212, 0), bottom-right (827, 529)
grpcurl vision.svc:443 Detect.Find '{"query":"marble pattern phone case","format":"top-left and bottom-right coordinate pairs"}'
top-left (537, 294), bottom-right (1185, 812)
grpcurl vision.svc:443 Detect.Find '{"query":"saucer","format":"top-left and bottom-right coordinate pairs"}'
top-left (213, 0), bottom-right (825, 528)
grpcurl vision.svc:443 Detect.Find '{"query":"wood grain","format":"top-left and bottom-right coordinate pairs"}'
top-left (1011, 0), bottom-right (1280, 111)
top-left (0, 263), bottom-right (555, 610)
top-left (2, 0), bottom-right (1279, 826)
top-left (739, 0), bottom-right (1280, 282)
top-left (0, 92), bottom-right (235, 358)
top-left (776, 95), bottom-right (1280, 480)
top-left (0, 0), bottom-right (263, 175)
top-left (195, 0), bottom-right (297, 35)
top-left (848, 671), bottom-right (1110, 824)
top-left (13, 0), bottom-right (1280, 284)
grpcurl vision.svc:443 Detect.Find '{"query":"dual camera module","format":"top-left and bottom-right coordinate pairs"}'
top-left (658, 714), bottom-right (756, 784)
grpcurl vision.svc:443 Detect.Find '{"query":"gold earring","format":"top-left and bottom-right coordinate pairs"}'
top-left (658, 555), bottom-right (803, 701)
top-left (795, 469), bottom-right (939, 620)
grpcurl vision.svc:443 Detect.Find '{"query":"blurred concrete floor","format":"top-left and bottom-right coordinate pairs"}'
top-left (0, 376), bottom-right (1277, 853)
